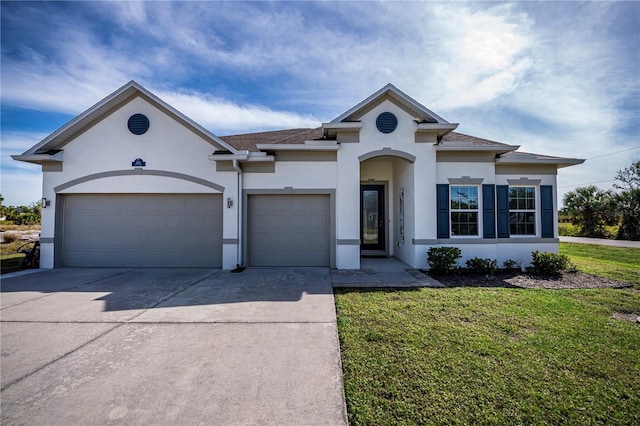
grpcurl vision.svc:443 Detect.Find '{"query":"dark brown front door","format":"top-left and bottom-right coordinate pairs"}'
top-left (360, 185), bottom-right (385, 252)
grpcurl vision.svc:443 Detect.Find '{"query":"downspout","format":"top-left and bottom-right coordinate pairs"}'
top-left (232, 159), bottom-right (243, 267)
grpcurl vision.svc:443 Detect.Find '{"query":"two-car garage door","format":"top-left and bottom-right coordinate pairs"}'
top-left (62, 194), bottom-right (222, 267)
top-left (61, 193), bottom-right (330, 268)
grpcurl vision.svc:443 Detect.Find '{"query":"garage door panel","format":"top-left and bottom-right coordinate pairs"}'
top-left (63, 194), bottom-right (222, 267)
top-left (248, 194), bottom-right (330, 267)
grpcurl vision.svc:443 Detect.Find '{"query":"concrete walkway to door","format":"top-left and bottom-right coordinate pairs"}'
top-left (331, 257), bottom-right (444, 288)
top-left (1, 267), bottom-right (348, 425)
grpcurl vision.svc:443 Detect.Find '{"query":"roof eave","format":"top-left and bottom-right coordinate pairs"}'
top-left (330, 84), bottom-right (450, 124)
top-left (255, 143), bottom-right (339, 152)
top-left (23, 81), bottom-right (239, 156)
top-left (437, 144), bottom-right (520, 153)
top-left (416, 123), bottom-right (459, 136)
top-left (11, 151), bottom-right (64, 165)
top-left (496, 158), bottom-right (585, 168)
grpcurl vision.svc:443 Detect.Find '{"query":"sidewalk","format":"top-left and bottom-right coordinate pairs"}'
top-left (559, 236), bottom-right (640, 249)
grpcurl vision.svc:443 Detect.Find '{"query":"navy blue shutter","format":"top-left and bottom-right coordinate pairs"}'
top-left (436, 184), bottom-right (450, 238)
top-left (482, 184), bottom-right (496, 238)
top-left (540, 185), bottom-right (554, 238)
top-left (497, 185), bottom-right (510, 238)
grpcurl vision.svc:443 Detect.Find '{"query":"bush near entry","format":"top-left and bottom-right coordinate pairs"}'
top-left (531, 251), bottom-right (573, 275)
top-left (427, 247), bottom-right (462, 274)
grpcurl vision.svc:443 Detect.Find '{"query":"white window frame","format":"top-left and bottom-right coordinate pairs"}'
top-left (508, 185), bottom-right (538, 237)
top-left (449, 185), bottom-right (481, 238)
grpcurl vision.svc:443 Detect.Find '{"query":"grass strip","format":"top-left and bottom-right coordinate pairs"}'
top-left (560, 242), bottom-right (640, 288)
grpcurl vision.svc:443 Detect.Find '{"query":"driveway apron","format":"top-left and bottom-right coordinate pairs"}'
top-left (1, 267), bottom-right (348, 425)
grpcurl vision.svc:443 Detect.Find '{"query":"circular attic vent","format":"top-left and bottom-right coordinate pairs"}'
top-left (128, 114), bottom-right (150, 135)
top-left (376, 112), bottom-right (398, 134)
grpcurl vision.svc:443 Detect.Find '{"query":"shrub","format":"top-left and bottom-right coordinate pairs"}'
top-left (16, 213), bottom-right (40, 226)
top-left (2, 232), bottom-right (20, 243)
top-left (465, 257), bottom-right (497, 275)
top-left (427, 247), bottom-right (462, 274)
top-left (531, 251), bottom-right (572, 275)
top-left (502, 259), bottom-right (519, 270)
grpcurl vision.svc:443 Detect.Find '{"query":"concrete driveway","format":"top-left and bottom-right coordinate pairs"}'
top-left (1, 268), bottom-right (347, 425)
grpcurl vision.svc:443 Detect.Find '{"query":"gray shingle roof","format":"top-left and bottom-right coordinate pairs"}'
top-left (220, 128), bottom-right (323, 152)
top-left (441, 131), bottom-right (509, 146)
top-left (219, 128), bottom-right (507, 152)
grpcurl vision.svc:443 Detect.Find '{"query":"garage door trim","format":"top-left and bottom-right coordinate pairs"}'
top-left (243, 189), bottom-right (336, 268)
top-left (54, 169), bottom-right (225, 193)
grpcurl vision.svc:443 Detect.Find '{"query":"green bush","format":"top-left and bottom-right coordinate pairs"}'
top-left (558, 222), bottom-right (581, 236)
top-left (427, 247), bottom-right (462, 274)
top-left (502, 259), bottom-right (520, 270)
top-left (465, 257), bottom-right (497, 275)
top-left (16, 213), bottom-right (40, 226)
top-left (531, 251), bottom-right (572, 275)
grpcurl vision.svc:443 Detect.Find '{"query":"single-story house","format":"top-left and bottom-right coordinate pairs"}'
top-left (13, 81), bottom-right (584, 270)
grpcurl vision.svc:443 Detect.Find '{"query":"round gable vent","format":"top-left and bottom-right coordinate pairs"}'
top-left (376, 112), bottom-right (398, 134)
top-left (128, 114), bottom-right (149, 135)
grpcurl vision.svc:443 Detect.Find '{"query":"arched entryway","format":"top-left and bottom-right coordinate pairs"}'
top-left (359, 149), bottom-right (415, 264)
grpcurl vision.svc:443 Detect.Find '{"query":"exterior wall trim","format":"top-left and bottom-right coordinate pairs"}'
top-left (447, 176), bottom-right (484, 185)
top-left (435, 237), bottom-right (559, 244)
top-left (54, 169), bottom-right (225, 193)
top-left (358, 148), bottom-right (416, 163)
top-left (337, 239), bottom-right (360, 245)
top-left (507, 177), bottom-right (542, 185)
top-left (412, 239), bottom-right (438, 245)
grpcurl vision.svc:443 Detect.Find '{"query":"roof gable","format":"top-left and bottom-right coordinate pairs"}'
top-left (330, 83), bottom-right (450, 124)
top-left (20, 81), bottom-right (237, 156)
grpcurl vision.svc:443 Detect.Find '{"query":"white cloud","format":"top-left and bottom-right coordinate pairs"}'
top-left (1, 1), bottom-right (637, 206)
top-left (155, 90), bottom-right (320, 134)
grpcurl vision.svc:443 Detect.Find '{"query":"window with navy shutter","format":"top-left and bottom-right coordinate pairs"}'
top-left (482, 184), bottom-right (496, 238)
top-left (436, 184), bottom-right (449, 238)
top-left (497, 185), bottom-right (510, 238)
top-left (540, 185), bottom-right (554, 238)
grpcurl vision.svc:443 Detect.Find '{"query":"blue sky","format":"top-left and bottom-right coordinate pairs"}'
top-left (2, 1), bottom-right (639, 206)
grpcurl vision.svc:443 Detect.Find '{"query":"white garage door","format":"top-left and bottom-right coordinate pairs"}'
top-left (63, 194), bottom-right (222, 267)
top-left (248, 194), bottom-right (330, 266)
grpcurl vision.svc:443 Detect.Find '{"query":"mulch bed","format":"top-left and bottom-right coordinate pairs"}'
top-left (428, 270), bottom-right (634, 290)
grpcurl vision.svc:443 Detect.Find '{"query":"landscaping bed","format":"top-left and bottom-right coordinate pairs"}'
top-left (430, 269), bottom-right (633, 289)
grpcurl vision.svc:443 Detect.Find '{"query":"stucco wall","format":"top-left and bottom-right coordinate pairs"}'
top-left (40, 96), bottom-right (239, 268)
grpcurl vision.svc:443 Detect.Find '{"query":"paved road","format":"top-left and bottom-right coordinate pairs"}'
top-left (1, 267), bottom-right (348, 425)
top-left (559, 236), bottom-right (640, 249)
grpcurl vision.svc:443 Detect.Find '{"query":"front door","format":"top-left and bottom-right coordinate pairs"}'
top-left (360, 185), bottom-right (385, 252)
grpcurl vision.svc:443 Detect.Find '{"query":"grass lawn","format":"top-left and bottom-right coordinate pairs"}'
top-left (1, 253), bottom-right (25, 274)
top-left (336, 287), bottom-right (640, 425)
top-left (336, 244), bottom-right (640, 424)
top-left (560, 242), bottom-right (640, 288)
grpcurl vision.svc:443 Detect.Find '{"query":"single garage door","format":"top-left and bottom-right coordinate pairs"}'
top-left (63, 194), bottom-right (222, 267)
top-left (248, 194), bottom-right (330, 266)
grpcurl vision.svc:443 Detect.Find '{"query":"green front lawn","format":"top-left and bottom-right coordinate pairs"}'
top-left (1, 253), bottom-right (25, 274)
top-left (336, 287), bottom-right (640, 425)
top-left (560, 242), bottom-right (640, 288)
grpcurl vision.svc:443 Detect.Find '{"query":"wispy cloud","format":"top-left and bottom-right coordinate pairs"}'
top-left (155, 90), bottom-right (319, 134)
top-left (1, 1), bottom-right (638, 206)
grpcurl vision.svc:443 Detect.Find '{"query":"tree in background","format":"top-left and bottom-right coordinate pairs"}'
top-left (0, 197), bottom-right (42, 226)
top-left (562, 185), bottom-right (617, 238)
top-left (614, 160), bottom-right (640, 240)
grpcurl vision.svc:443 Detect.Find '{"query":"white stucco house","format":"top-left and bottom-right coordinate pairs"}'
top-left (13, 81), bottom-right (584, 270)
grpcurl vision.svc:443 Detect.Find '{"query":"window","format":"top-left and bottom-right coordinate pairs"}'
top-left (450, 186), bottom-right (478, 236)
top-left (509, 186), bottom-right (536, 235)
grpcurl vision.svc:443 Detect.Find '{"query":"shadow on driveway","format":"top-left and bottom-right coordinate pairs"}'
top-left (1, 267), bottom-right (334, 314)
